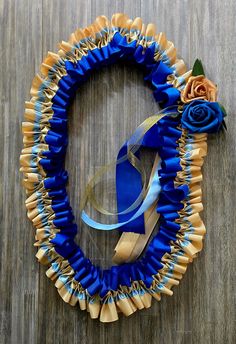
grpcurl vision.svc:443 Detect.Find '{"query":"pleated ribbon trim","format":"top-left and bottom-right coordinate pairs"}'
top-left (20, 13), bottom-right (208, 322)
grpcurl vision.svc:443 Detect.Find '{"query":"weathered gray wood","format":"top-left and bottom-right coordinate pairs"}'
top-left (0, 0), bottom-right (235, 343)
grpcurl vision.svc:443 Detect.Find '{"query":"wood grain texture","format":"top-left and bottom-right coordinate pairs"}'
top-left (0, 0), bottom-right (235, 343)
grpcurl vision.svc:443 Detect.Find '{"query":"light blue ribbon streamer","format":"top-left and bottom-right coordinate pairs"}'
top-left (81, 160), bottom-right (161, 230)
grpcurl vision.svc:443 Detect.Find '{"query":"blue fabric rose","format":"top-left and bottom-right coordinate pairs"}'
top-left (181, 100), bottom-right (223, 133)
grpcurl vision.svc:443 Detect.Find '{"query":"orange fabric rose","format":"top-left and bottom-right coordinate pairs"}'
top-left (181, 75), bottom-right (217, 103)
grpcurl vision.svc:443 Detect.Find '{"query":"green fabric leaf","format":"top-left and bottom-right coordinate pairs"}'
top-left (222, 119), bottom-right (227, 131)
top-left (192, 59), bottom-right (205, 76)
top-left (219, 103), bottom-right (227, 117)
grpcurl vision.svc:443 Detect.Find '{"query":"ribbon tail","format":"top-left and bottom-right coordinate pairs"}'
top-left (81, 158), bottom-right (162, 231)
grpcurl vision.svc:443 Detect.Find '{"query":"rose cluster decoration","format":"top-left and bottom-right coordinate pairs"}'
top-left (179, 59), bottom-right (227, 133)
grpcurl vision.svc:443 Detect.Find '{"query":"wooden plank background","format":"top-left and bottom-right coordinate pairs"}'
top-left (0, 1), bottom-right (235, 343)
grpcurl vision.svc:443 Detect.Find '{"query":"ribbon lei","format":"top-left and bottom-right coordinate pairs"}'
top-left (80, 108), bottom-right (179, 234)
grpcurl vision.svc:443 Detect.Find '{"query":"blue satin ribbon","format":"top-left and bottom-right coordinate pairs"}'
top-left (115, 142), bottom-right (145, 233)
top-left (81, 158), bottom-right (161, 230)
top-left (80, 115), bottom-right (166, 233)
top-left (80, 113), bottom-right (181, 233)
top-left (115, 124), bottom-right (161, 233)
